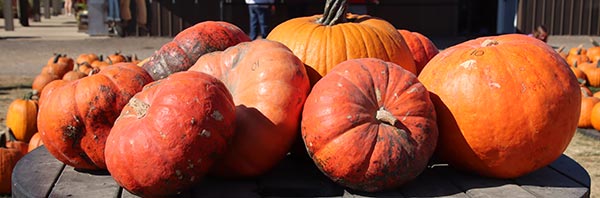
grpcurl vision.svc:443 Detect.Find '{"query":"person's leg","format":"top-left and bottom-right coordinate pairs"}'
top-left (107, 0), bottom-right (115, 22)
top-left (257, 5), bottom-right (269, 39)
top-left (248, 5), bottom-right (259, 40)
top-left (135, 0), bottom-right (146, 26)
top-left (120, 0), bottom-right (132, 22)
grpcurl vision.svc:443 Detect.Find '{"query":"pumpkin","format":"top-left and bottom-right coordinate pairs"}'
top-left (62, 66), bottom-right (89, 81)
top-left (47, 54), bottom-right (74, 68)
top-left (106, 52), bottom-right (127, 64)
top-left (398, 29), bottom-right (439, 75)
top-left (584, 62), bottom-right (600, 87)
top-left (590, 102), bottom-right (600, 131)
top-left (27, 132), bottom-right (43, 152)
top-left (266, 0), bottom-right (416, 86)
top-left (579, 91), bottom-right (600, 128)
top-left (581, 86), bottom-right (593, 97)
top-left (105, 71), bottom-right (236, 197)
top-left (32, 72), bottom-right (60, 94)
top-left (6, 129), bottom-right (28, 156)
top-left (44, 62), bottom-right (73, 78)
top-left (142, 21), bottom-right (250, 80)
top-left (188, 39), bottom-right (310, 177)
top-left (568, 44), bottom-right (587, 57)
top-left (5, 91), bottom-right (38, 142)
top-left (75, 53), bottom-right (99, 66)
top-left (301, 58), bottom-right (438, 192)
top-left (0, 132), bottom-right (24, 194)
top-left (570, 61), bottom-right (587, 83)
top-left (556, 46), bottom-right (568, 60)
top-left (418, 34), bottom-right (581, 178)
top-left (37, 63), bottom-right (153, 170)
top-left (587, 39), bottom-right (600, 62)
top-left (566, 48), bottom-right (590, 67)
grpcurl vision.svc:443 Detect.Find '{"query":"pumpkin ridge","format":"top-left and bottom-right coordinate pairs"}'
top-left (330, 67), bottom-right (377, 109)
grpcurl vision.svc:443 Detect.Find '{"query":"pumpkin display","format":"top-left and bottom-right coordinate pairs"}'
top-left (266, 0), bottom-right (416, 86)
top-left (418, 34), bottom-right (581, 178)
top-left (579, 91), bottom-right (600, 128)
top-left (188, 39), bottom-right (310, 177)
top-left (5, 91), bottom-right (38, 142)
top-left (301, 58), bottom-right (437, 192)
top-left (398, 29), bottom-right (439, 75)
top-left (0, 132), bottom-right (24, 194)
top-left (142, 21), bottom-right (250, 80)
top-left (37, 63), bottom-right (153, 170)
top-left (27, 132), bottom-right (43, 152)
top-left (105, 71), bottom-right (235, 197)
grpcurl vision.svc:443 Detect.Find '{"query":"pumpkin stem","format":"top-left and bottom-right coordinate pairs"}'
top-left (23, 91), bottom-right (35, 100)
top-left (481, 39), bottom-right (499, 47)
top-left (557, 45), bottom-right (565, 53)
top-left (376, 107), bottom-right (398, 126)
top-left (0, 131), bottom-right (6, 148)
top-left (317, 0), bottom-right (348, 25)
top-left (591, 38), bottom-right (600, 47)
top-left (53, 53), bottom-right (62, 63)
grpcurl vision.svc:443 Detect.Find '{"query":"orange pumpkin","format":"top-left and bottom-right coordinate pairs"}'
top-left (27, 132), bottom-right (43, 152)
top-left (584, 63), bottom-right (600, 87)
top-left (302, 58), bottom-right (438, 192)
top-left (106, 52), bottom-right (127, 64)
top-left (32, 72), bottom-right (60, 94)
top-left (189, 39), bottom-right (310, 177)
top-left (579, 91), bottom-right (600, 128)
top-left (0, 132), bottom-right (24, 194)
top-left (5, 91), bottom-right (38, 142)
top-left (37, 63), bottom-right (154, 170)
top-left (62, 66), bottom-right (89, 81)
top-left (418, 34), bottom-right (581, 178)
top-left (267, 0), bottom-right (416, 86)
top-left (75, 53), bottom-right (99, 66)
top-left (590, 102), bottom-right (600, 130)
top-left (587, 39), bottom-right (600, 62)
top-left (398, 29), bottom-right (439, 75)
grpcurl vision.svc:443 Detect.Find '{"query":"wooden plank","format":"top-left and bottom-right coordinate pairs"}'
top-left (548, 155), bottom-right (592, 188)
top-left (515, 166), bottom-right (590, 198)
top-left (11, 146), bottom-right (65, 198)
top-left (399, 167), bottom-right (469, 198)
top-left (49, 165), bottom-right (120, 198)
top-left (257, 156), bottom-right (345, 197)
top-left (433, 165), bottom-right (537, 198)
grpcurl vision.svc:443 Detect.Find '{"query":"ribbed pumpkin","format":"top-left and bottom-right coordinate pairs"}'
top-left (266, 0), bottom-right (416, 85)
top-left (0, 133), bottom-right (24, 194)
top-left (37, 63), bottom-right (153, 170)
top-left (188, 39), bottom-right (310, 177)
top-left (579, 91), bottom-right (600, 128)
top-left (142, 21), bottom-right (250, 80)
top-left (418, 34), bottom-right (581, 178)
top-left (105, 71), bottom-right (236, 197)
top-left (398, 29), bottom-right (439, 75)
top-left (301, 58), bottom-right (438, 192)
top-left (6, 91), bottom-right (38, 142)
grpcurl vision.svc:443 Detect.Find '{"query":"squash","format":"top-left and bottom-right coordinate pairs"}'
top-left (105, 71), bottom-right (236, 197)
top-left (301, 58), bottom-right (438, 192)
top-left (142, 21), bottom-right (250, 80)
top-left (398, 29), bottom-right (439, 75)
top-left (418, 34), bottom-right (581, 178)
top-left (266, 0), bottom-right (416, 86)
top-left (189, 39), bottom-right (310, 177)
top-left (37, 63), bottom-right (153, 170)
top-left (5, 91), bottom-right (38, 142)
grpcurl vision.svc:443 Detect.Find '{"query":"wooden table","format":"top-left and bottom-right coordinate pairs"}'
top-left (12, 146), bottom-right (591, 198)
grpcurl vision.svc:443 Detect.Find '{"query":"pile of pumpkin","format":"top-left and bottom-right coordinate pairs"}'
top-left (2, 0), bottom-right (581, 196)
top-left (560, 42), bottom-right (600, 130)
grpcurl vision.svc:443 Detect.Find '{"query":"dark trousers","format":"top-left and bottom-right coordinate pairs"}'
top-left (248, 4), bottom-right (270, 40)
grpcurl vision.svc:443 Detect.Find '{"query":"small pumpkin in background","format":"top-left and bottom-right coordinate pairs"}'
top-left (418, 34), bottom-right (580, 178)
top-left (0, 132), bottom-right (24, 194)
top-left (38, 63), bottom-right (154, 170)
top-left (106, 52), bottom-right (127, 64)
top-left (579, 91), bottom-right (600, 128)
top-left (566, 48), bottom-right (590, 67)
top-left (75, 53), bottom-right (99, 66)
top-left (62, 66), bottom-right (89, 81)
top-left (6, 129), bottom-right (28, 156)
top-left (590, 102), bottom-right (600, 130)
top-left (47, 54), bottom-right (74, 68)
top-left (570, 62), bottom-right (587, 83)
top-left (32, 72), bottom-right (60, 94)
top-left (584, 63), bottom-right (600, 87)
top-left (267, 0), bottom-right (416, 86)
top-left (398, 29), bottom-right (439, 75)
top-left (569, 44), bottom-right (587, 57)
top-left (27, 132), bottom-right (43, 152)
top-left (5, 91), bottom-right (38, 142)
top-left (587, 39), bottom-right (600, 62)
top-left (302, 58), bottom-right (438, 192)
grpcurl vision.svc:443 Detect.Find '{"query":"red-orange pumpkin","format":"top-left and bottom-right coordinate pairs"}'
top-left (266, 0), bottom-right (416, 86)
top-left (398, 29), bottom-right (439, 75)
top-left (142, 21), bottom-right (250, 80)
top-left (418, 34), bottom-right (581, 178)
top-left (301, 58), bottom-right (438, 192)
top-left (105, 71), bottom-right (236, 197)
top-left (37, 63), bottom-right (153, 170)
top-left (27, 132), bottom-right (43, 152)
top-left (189, 39), bottom-right (310, 177)
top-left (0, 133), bottom-right (24, 194)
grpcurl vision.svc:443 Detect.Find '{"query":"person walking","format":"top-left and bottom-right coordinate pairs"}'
top-left (246, 0), bottom-right (274, 40)
top-left (107, 0), bottom-right (122, 35)
top-left (64, 0), bottom-right (73, 16)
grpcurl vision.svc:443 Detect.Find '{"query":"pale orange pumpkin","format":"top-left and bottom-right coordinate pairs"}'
top-left (5, 91), bottom-right (38, 142)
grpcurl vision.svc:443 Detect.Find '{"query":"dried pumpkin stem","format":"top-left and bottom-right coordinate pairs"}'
top-left (317, 0), bottom-right (348, 25)
top-left (376, 107), bottom-right (397, 126)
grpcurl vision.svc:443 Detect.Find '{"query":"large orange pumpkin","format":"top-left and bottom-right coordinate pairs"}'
top-left (398, 29), bottom-right (439, 75)
top-left (266, 0), bottom-right (416, 85)
top-left (105, 71), bottom-right (236, 197)
top-left (301, 58), bottom-right (438, 192)
top-left (6, 91), bottom-right (38, 142)
top-left (0, 132), bottom-right (24, 194)
top-left (37, 63), bottom-right (153, 170)
top-left (142, 21), bottom-right (250, 80)
top-left (188, 39), bottom-right (310, 177)
top-left (418, 34), bottom-right (581, 178)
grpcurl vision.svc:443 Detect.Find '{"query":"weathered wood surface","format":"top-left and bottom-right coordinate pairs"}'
top-left (12, 146), bottom-right (591, 198)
